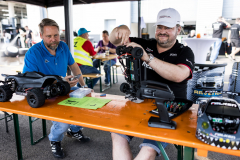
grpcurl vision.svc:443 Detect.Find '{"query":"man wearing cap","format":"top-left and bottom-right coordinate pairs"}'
top-left (74, 28), bottom-right (100, 88)
top-left (109, 8), bottom-right (194, 159)
top-left (210, 16), bottom-right (231, 63)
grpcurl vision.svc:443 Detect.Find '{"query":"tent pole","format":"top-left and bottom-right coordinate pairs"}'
top-left (138, 0), bottom-right (141, 38)
top-left (64, 0), bottom-right (74, 76)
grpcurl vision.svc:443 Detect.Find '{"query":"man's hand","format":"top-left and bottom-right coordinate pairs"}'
top-left (126, 42), bottom-right (149, 62)
top-left (64, 75), bottom-right (78, 87)
top-left (111, 25), bottom-right (131, 45)
top-left (101, 46), bottom-right (108, 51)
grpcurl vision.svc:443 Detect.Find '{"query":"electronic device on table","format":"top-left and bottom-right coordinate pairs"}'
top-left (116, 46), bottom-right (192, 129)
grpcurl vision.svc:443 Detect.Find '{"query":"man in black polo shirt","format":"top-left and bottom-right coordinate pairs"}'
top-left (210, 16), bottom-right (231, 63)
top-left (109, 8), bottom-right (194, 160)
top-left (228, 18), bottom-right (240, 61)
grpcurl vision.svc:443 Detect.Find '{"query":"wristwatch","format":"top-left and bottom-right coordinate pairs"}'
top-left (145, 54), bottom-right (154, 64)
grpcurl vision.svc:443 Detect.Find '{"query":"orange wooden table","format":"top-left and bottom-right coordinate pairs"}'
top-left (0, 93), bottom-right (240, 160)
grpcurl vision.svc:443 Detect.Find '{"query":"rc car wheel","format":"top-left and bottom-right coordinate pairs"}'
top-left (0, 85), bottom-right (13, 102)
top-left (57, 81), bottom-right (70, 96)
top-left (27, 88), bottom-right (45, 108)
top-left (49, 84), bottom-right (59, 97)
top-left (120, 83), bottom-right (130, 93)
top-left (132, 47), bottom-right (143, 59)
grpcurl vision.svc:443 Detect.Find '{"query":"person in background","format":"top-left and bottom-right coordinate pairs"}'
top-left (19, 28), bottom-right (26, 48)
top-left (228, 18), bottom-right (240, 61)
top-left (94, 30), bottom-right (117, 86)
top-left (74, 28), bottom-right (100, 88)
top-left (24, 26), bottom-right (33, 48)
top-left (188, 30), bottom-right (196, 38)
top-left (109, 8), bottom-right (194, 160)
top-left (23, 18), bottom-right (91, 159)
top-left (3, 30), bottom-right (11, 43)
top-left (210, 16), bottom-right (231, 63)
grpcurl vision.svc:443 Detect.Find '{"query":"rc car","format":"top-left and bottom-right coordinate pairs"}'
top-left (0, 72), bottom-right (70, 108)
top-left (196, 72), bottom-right (224, 89)
top-left (116, 45), bottom-right (193, 129)
top-left (196, 97), bottom-right (240, 150)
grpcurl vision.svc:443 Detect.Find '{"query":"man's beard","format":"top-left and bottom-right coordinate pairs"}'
top-left (155, 32), bottom-right (177, 48)
top-left (43, 41), bottom-right (60, 50)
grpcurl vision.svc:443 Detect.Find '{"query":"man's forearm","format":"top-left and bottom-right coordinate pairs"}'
top-left (69, 62), bottom-right (85, 86)
top-left (223, 20), bottom-right (231, 28)
top-left (109, 48), bottom-right (116, 54)
top-left (148, 58), bottom-right (191, 83)
top-left (228, 31), bottom-right (231, 43)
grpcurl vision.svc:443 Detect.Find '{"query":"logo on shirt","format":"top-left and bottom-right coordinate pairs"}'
top-left (146, 47), bottom-right (153, 52)
top-left (159, 15), bottom-right (171, 19)
top-left (170, 53), bottom-right (177, 56)
top-left (186, 58), bottom-right (193, 66)
top-left (45, 59), bottom-right (49, 63)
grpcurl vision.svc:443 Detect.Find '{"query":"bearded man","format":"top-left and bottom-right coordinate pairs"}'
top-left (109, 8), bottom-right (195, 160)
top-left (23, 18), bottom-right (90, 159)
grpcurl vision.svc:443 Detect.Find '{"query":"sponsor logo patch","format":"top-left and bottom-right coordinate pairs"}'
top-left (170, 53), bottom-right (177, 56)
top-left (146, 47), bottom-right (153, 52)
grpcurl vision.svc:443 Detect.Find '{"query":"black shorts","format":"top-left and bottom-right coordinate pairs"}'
top-left (231, 39), bottom-right (240, 47)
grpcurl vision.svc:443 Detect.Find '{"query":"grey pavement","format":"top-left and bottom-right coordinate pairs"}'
top-left (0, 54), bottom-right (240, 160)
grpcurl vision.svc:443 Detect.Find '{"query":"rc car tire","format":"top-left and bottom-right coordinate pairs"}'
top-left (27, 88), bottom-right (45, 108)
top-left (120, 83), bottom-right (130, 93)
top-left (0, 85), bottom-right (13, 102)
top-left (132, 47), bottom-right (143, 59)
top-left (57, 82), bottom-right (70, 96)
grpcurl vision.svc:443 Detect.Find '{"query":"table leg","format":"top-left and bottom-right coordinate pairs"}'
top-left (156, 141), bottom-right (169, 160)
top-left (183, 146), bottom-right (194, 160)
top-left (174, 144), bottom-right (183, 160)
top-left (110, 60), bottom-right (112, 87)
top-left (29, 117), bottom-right (47, 145)
top-left (98, 60), bottom-right (103, 92)
top-left (100, 60), bottom-right (111, 92)
top-left (13, 113), bottom-right (23, 160)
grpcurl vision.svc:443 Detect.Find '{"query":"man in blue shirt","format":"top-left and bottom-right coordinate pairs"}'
top-left (23, 18), bottom-right (90, 159)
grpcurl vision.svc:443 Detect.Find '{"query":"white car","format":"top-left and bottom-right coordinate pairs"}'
top-left (196, 72), bottom-right (224, 89)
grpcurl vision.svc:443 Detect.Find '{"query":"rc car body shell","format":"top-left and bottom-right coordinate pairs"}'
top-left (5, 72), bottom-right (64, 89)
top-left (196, 97), bottom-right (240, 150)
top-left (0, 72), bottom-right (70, 108)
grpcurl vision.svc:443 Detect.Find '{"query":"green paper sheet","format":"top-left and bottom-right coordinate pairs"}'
top-left (58, 97), bottom-right (111, 110)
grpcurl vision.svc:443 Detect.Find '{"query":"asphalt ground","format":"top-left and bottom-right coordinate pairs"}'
top-left (0, 54), bottom-right (239, 160)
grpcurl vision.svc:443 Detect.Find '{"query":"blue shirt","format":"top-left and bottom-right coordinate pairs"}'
top-left (23, 40), bottom-right (75, 77)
